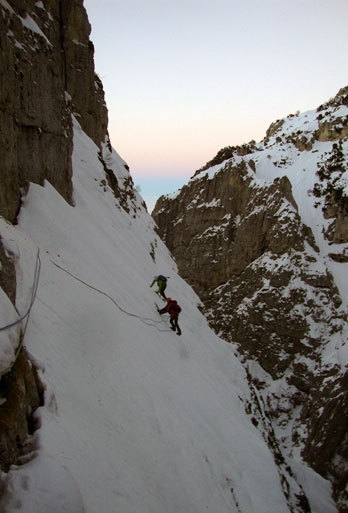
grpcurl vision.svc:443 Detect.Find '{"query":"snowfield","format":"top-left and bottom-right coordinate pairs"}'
top-left (0, 118), bottom-right (337, 513)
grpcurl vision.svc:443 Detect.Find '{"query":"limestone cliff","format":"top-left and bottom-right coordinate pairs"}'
top-left (153, 86), bottom-right (348, 511)
top-left (0, 0), bottom-right (108, 224)
top-left (0, 0), bottom-right (108, 479)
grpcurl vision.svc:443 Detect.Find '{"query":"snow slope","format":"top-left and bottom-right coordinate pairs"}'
top-left (0, 118), bottom-right (337, 513)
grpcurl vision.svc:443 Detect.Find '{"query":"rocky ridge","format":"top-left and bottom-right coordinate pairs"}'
top-left (152, 86), bottom-right (348, 511)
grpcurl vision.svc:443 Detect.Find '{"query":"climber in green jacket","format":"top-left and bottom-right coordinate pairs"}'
top-left (150, 275), bottom-right (167, 299)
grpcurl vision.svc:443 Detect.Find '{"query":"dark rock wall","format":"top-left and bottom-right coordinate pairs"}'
top-left (0, 0), bottom-right (108, 223)
top-left (0, 348), bottom-right (44, 472)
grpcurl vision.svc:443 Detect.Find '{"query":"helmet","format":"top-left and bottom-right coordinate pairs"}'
top-left (166, 297), bottom-right (172, 302)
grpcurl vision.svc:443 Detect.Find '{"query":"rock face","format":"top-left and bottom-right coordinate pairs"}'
top-left (0, 0), bottom-right (108, 479)
top-left (153, 86), bottom-right (348, 511)
top-left (0, 0), bottom-right (108, 223)
top-left (0, 348), bottom-right (44, 471)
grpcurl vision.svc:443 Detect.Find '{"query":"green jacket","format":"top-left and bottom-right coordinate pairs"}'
top-left (150, 276), bottom-right (166, 288)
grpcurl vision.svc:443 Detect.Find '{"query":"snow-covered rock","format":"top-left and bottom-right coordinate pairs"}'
top-left (153, 86), bottom-right (348, 511)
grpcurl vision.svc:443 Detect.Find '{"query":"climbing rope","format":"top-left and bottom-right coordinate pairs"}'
top-left (0, 248), bottom-right (171, 379)
top-left (0, 248), bottom-right (41, 376)
top-left (51, 260), bottom-right (172, 332)
top-left (0, 249), bottom-right (41, 333)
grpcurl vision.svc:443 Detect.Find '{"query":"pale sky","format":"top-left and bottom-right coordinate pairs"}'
top-left (83, 0), bottom-right (348, 210)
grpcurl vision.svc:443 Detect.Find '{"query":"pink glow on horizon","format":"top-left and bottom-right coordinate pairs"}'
top-left (87, 0), bottom-right (348, 181)
top-left (108, 117), bottom-right (271, 178)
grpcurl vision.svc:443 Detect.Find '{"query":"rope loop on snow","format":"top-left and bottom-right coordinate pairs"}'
top-left (0, 248), bottom-right (41, 376)
top-left (0, 249), bottom-right (41, 333)
top-left (50, 260), bottom-right (172, 332)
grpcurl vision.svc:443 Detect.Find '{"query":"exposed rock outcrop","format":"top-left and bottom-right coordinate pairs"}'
top-left (0, 0), bottom-right (108, 223)
top-left (153, 86), bottom-right (348, 511)
top-left (0, 348), bottom-right (44, 472)
top-left (0, 228), bottom-right (44, 476)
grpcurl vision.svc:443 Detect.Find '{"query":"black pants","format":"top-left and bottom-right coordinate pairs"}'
top-left (170, 315), bottom-right (181, 335)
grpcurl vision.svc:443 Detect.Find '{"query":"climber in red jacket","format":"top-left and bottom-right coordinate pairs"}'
top-left (158, 297), bottom-right (182, 336)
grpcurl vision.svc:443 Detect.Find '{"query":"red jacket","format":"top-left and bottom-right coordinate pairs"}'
top-left (160, 300), bottom-right (181, 317)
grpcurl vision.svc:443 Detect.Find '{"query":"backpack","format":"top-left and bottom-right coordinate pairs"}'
top-left (173, 303), bottom-right (181, 313)
top-left (168, 300), bottom-right (181, 315)
top-left (158, 275), bottom-right (167, 282)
